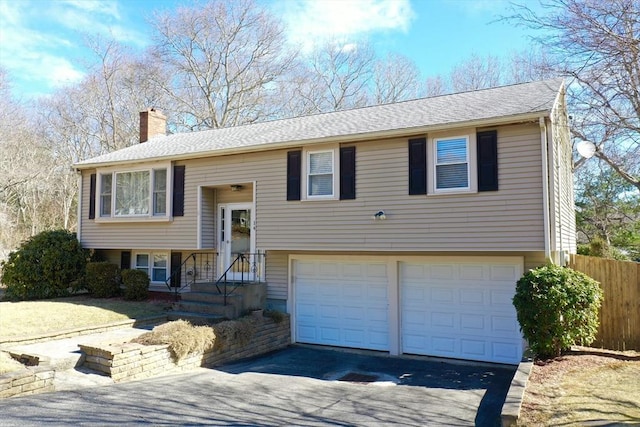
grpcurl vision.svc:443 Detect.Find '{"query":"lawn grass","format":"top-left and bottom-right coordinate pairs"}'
top-left (0, 295), bottom-right (170, 340)
top-left (0, 351), bottom-right (25, 374)
top-left (520, 350), bottom-right (640, 426)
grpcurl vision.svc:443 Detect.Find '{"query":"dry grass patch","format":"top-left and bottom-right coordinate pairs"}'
top-left (133, 320), bottom-right (215, 360)
top-left (133, 317), bottom-right (255, 361)
top-left (0, 296), bottom-right (170, 340)
top-left (0, 351), bottom-right (25, 375)
top-left (519, 347), bottom-right (640, 426)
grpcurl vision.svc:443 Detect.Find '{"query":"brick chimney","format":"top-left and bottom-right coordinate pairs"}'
top-left (139, 108), bottom-right (166, 143)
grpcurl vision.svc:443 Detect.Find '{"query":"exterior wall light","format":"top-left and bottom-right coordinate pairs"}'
top-left (373, 211), bottom-right (386, 220)
top-left (230, 184), bottom-right (243, 191)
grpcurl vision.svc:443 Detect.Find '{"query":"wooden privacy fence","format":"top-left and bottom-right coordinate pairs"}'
top-left (568, 254), bottom-right (640, 351)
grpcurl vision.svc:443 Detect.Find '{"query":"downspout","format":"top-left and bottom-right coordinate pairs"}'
top-left (539, 117), bottom-right (552, 262)
top-left (76, 169), bottom-right (82, 243)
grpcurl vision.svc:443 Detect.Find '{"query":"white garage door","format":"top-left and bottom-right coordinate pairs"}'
top-left (401, 259), bottom-right (523, 364)
top-left (293, 259), bottom-right (389, 351)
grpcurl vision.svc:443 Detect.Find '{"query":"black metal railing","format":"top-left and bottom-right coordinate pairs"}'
top-left (165, 251), bottom-right (265, 302)
top-left (213, 252), bottom-right (266, 305)
top-left (165, 252), bottom-right (217, 299)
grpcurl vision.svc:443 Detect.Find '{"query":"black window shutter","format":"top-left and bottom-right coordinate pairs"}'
top-left (408, 138), bottom-right (427, 195)
top-left (477, 130), bottom-right (498, 192)
top-left (170, 252), bottom-right (182, 288)
top-left (172, 165), bottom-right (185, 216)
top-left (89, 173), bottom-right (96, 219)
top-left (287, 150), bottom-right (302, 201)
top-left (340, 146), bottom-right (356, 200)
top-left (120, 251), bottom-right (131, 270)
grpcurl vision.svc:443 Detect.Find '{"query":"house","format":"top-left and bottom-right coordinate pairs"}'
top-left (74, 78), bottom-right (575, 365)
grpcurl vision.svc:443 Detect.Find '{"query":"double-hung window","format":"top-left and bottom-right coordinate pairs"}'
top-left (98, 166), bottom-right (169, 218)
top-left (307, 150), bottom-right (334, 198)
top-left (134, 252), bottom-right (168, 283)
top-left (135, 254), bottom-right (150, 275)
top-left (434, 136), bottom-right (470, 191)
top-left (152, 169), bottom-right (167, 216)
top-left (99, 174), bottom-right (112, 216)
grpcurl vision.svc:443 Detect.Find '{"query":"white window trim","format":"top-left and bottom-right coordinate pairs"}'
top-left (302, 145), bottom-right (339, 201)
top-left (95, 162), bottom-right (173, 222)
top-left (428, 132), bottom-right (478, 195)
top-left (133, 251), bottom-right (169, 284)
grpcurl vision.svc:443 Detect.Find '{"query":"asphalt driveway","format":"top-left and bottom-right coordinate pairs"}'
top-left (0, 346), bottom-right (515, 426)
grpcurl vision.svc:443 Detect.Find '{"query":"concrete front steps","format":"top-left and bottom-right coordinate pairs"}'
top-left (168, 281), bottom-right (267, 324)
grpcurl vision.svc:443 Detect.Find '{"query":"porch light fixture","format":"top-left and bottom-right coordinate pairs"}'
top-left (230, 184), bottom-right (243, 191)
top-left (576, 140), bottom-right (597, 159)
top-left (372, 211), bottom-right (386, 220)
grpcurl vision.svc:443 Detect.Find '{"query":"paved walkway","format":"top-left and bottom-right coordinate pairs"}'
top-left (2, 326), bottom-right (154, 390)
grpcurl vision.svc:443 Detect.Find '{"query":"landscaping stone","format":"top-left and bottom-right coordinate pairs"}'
top-left (77, 315), bottom-right (290, 383)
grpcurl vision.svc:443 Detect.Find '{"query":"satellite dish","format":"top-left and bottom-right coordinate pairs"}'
top-left (576, 140), bottom-right (597, 159)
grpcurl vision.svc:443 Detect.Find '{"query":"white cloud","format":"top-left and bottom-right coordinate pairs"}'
top-left (0, 0), bottom-right (147, 98)
top-left (50, 1), bottom-right (144, 46)
top-left (0, 0), bottom-right (85, 96)
top-left (278, 0), bottom-right (415, 50)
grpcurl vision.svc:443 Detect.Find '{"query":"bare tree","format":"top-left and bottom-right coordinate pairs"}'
top-left (506, 0), bottom-right (640, 189)
top-left (424, 75), bottom-right (447, 97)
top-left (289, 39), bottom-right (376, 114)
top-left (0, 69), bottom-right (71, 253)
top-left (151, 0), bottom-right (296, 130)
top-left (450, 54), bottom-right (503, 92)
top-left (372, 52), bottom-right (423, 103)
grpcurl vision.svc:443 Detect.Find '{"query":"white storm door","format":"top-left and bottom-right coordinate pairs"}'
top-left (218, 203), bottom-right (254, 281)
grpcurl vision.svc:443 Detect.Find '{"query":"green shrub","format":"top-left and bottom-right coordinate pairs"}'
top-left (0, 230), bottom-right (87, 300)
top-left (512, 264), bottom-right (603, 359)
top-left (85, 262), bottom-right (121, 298)
top-left (122, 269), bottom-right (150, 301)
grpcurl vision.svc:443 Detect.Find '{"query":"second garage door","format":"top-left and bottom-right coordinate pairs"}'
top-left (401, 259), bottom-right (523, 364)
top-left (293, 259), bottom-right (389, 351)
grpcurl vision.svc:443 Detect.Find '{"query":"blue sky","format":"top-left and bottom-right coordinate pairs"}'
top-left (0, 0), bottom-right (541, 99)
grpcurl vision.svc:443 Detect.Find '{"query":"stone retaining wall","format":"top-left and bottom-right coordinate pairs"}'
top-left (80, 315), bottom-right (290, 383)
top-left (0, 367), bottom-right (55, 399)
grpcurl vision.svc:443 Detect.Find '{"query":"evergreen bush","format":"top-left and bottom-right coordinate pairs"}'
top-left (0, 230), bottom-right (87, 300)
top-left (512, 263), bottom-right (603, 359)
top-left (122, 269), bottom-right (150, 301)
top-left (85, 262), bottom-right (121, 298)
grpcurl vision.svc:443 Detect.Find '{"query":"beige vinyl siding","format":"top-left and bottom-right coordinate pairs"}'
top-left (201, 188), bottom-right (215, 249)
top-left (81, 166), bottom-right (197, 250)
top-left (216, 185), bottom-right (253, 204)
top-left (265, 251), bottom-right (288, 300)
top-left (549, 95), bottom-right (576, 256)
top-left (265, 250), bottom-right (547, 302)
top-left (80, 122), bottom-right (545, 253)
top-left (258, 123), bottom-right (544, 251)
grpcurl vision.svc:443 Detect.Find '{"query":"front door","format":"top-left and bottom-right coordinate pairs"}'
top-left (219, 203), bottom-right (255, 281)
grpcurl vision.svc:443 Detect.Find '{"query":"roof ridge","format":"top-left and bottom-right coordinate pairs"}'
top-left (75, 78), bottom-right (563, 168)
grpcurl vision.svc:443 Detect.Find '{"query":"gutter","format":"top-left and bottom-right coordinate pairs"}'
top-left (539, 116), bottom-right (552, 262)
top-left (73, 111), bottom-right (548, 170)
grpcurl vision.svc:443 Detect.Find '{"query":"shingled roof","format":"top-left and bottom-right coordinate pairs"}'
top-left (75, 78), bottom-right (563, 168)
